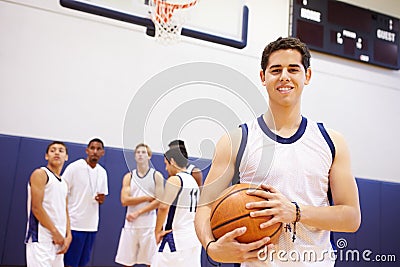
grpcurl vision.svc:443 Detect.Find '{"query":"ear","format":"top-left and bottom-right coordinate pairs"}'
top-left (260, 69), bottom-right (266, 86)
top-left (65, 154), bottom-right (69, 162)
top-left (85, 147), bottom-right (89, 155)
top-left (45, 153), bottom-right (49, 161)
top-left (304, 67), bottom-right (312, 85)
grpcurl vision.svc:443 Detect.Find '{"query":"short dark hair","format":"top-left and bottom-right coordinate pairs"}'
top-left (46, 141), bottom-right (68, 154)
top-left (164, 147), bottom-right (188, 168)
top-left (88, 138), bottom-right (104, 149)
top-left (168, 139), bottom-right (188, 159)
top-left (261, 36), bottom-right (311, 73)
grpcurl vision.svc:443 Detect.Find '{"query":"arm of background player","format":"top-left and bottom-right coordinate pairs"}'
top-left (30, 169), bottom-right (65, 246)
top-left (194, 129), bottom-right (270, 263)
top-left (57, 197), bottom-right (72, 254)
top-left (128, 171), bottom-right (164, 220)
top-left (120, 172), bottom-right (154, 207)
top-left (192, 167), bottom-right (203, 188)
top-left (154, 175), bottom-right (181, 244)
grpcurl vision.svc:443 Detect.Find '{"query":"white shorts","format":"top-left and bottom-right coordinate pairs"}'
top-left (26, 242), bottom-right (64, 267)
top-left (115, 227), bottom-right (157, 266)
top-left (152, 243), bottom-right (201, 267)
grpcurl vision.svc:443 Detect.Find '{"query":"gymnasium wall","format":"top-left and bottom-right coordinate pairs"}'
top-left (0, 134), bottom-right (399, 266)
top-left (0, 0), bottom-right (400, 266)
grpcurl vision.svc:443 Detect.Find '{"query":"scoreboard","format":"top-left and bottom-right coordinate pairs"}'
top-left (290, 0), bottom-right (400, 70)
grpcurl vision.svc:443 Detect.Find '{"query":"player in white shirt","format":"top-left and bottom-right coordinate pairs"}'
top-left (152, 146), bottom-right (201, 267)
top-left (115, 143), bottom-right (164, 267)
top-left (62, 138), bottom-right (108, 267)
top-left (25, 141), bottom-right (71, 267)
top-left (195, 37), bottom-right (361, 266)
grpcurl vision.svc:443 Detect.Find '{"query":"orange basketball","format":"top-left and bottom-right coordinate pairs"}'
top-left (210, 183), bottom-right (282, 244)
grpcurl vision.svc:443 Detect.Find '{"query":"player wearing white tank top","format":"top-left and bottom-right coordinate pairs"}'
top-left (168, 139), bottom-right (203, 187)
top-left (25, 141), bottom-right (71, 267)
top-left (153, 147), bottom-right (201, 267)
top-left (115, 143), bottom-right (164, 267)
top-left (195, 37), bottom-right (361, 266)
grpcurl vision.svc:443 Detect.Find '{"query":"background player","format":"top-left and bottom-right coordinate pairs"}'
top-left (152, 147), bottom-right (201, 267)
top-left (25, 141), bottom-right (71, 267)
top-left (115, 143), bottom-right (164, 267)
top-left (62, 138), bottom-right (109, 267)
top-left (168, 139), bottom-right (203, 187)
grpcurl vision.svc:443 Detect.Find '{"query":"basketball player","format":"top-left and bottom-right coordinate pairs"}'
top-left (25, 141), bottom-right (71, 267)
top-left (115, 143), bottom-right (164, 267)
top-left (62, 138), bottom-right (108, 267)
top-left (152, 147), bottom-right (201, 267)
top-left (194, 37), bottom-right (361, 266)
top-left (168, 139), bottom-right (203, 187)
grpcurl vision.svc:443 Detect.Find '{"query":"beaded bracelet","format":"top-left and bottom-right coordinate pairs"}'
top-left (291, 201), bottom-right (301, 242)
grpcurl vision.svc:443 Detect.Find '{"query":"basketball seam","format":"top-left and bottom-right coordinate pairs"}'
top-left (210, 187), bottom-right (263, 220)
top-left (211, 213), bottom-right (251, 231)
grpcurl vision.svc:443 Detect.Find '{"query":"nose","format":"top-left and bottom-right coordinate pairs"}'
top-left (280, 68), bottom-right (291, 81)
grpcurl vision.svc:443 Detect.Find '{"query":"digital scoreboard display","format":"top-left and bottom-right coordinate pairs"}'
top-left (290, 0), bottom-right (400, 70)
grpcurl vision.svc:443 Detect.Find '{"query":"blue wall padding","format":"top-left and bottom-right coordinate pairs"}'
top-left (0, 134), bottom-right (399, 266)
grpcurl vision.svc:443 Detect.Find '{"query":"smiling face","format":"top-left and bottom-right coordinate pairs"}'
top-left (260, 48), bottom-right (311, 110)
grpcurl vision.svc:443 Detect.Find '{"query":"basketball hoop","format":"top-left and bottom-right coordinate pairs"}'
top-left (149, 0), bottom-right (198, 44)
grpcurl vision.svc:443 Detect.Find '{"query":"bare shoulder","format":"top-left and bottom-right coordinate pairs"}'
top-left (167, 175), bottom-right (182, 186)
top-left (30, 168), bottom-right (47, 185)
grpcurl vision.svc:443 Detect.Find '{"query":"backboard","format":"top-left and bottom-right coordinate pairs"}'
top-left (60, 0), bottom-right (248, 48)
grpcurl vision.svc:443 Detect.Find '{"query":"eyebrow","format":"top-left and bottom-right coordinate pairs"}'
top-left (269, 64), bottom-right (302, 69)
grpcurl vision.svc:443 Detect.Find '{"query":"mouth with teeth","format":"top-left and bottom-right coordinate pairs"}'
top-left (277, 87), bottom-right (293, 93)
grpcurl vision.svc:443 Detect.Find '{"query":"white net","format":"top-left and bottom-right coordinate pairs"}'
top-left (149, 0), bottom-right (198, 44)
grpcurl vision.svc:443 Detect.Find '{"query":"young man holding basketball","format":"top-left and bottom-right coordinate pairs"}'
top-left (152, 147), bottom-right (201, 267)
top-left (115, 143), bottom-right (164, 267)
top-left (194, 37), bottom-right (361, 266)
top-left (25, 141), bottom-right (72, 266)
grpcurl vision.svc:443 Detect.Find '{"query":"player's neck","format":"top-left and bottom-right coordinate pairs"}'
top-left (86, 158), bottom-right (97, 169)
top-left (137, 162), bottom-right (150, 176)
top-left (46, 164), bottom-right (62, 177)
top-left (263, 108), bottom-right (302, 137)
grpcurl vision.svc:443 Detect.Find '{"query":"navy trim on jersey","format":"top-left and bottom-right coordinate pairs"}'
top-left (158, 231), bottom-right (176, 252)
top-left (45, 167), bottom-right (61, 182)
top-left (257, 115), bottom-right (307, 144)
top-left (135, 167), bottom-right (151, 179)
top-left (317, 123), bottom-right (336, 162)
top-left (232, 123), bottom-right (248, 185)
top-left (164, 175), bottom-right (183, 231)
top-left (24, 211), bottom-right (39, 243)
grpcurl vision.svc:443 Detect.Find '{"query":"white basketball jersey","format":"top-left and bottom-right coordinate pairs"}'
top-left (125, 168), bottom-right (157, 228)
top-left (25, 167), bottom-right (68, 243)
top-left (238, 116), bottom-right (335, 266)
top-left (159, 172), bottom-right (200, 251)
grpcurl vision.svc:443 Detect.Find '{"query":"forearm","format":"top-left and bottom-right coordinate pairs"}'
top-left (300, 204), bottom-right (360, 232)
top-left (155, 205), bottom-right (169, 232)
top-left (121, 195), bottom-right (152, 206)
top-left (194, 205), bottom-right (215, 247)
top-left (32, 206), bottom-right (59, 235)
top-left (136, 200), bottom-right (160, 216)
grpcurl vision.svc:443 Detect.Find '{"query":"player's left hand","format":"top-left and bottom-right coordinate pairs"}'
top-left (245, 184), bottom-right (297, 228)
top-left (95, 193), bottom-right (105, 204)
top-left (155, 229), bottom-right (172, 244)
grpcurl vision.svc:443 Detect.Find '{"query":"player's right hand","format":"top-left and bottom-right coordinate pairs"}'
top-left (207, 226), bottom-right (270, 263)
